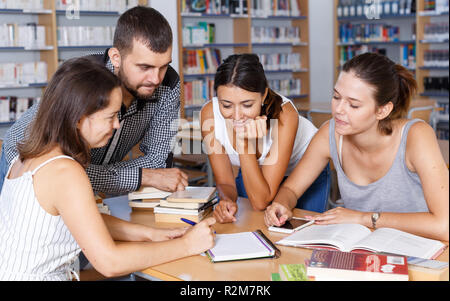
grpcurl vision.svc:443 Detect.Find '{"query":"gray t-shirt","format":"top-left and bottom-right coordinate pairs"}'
top-left (329, 118), bottom-right (429, 213)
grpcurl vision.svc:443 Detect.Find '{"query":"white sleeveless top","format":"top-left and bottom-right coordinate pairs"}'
top-left (210, 94), bottom-right (318, 176)
top-left (0, 155), bottom-right (81, 281)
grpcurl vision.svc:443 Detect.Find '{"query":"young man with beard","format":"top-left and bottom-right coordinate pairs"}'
top-left (0, 6), bottom-right (188, 195)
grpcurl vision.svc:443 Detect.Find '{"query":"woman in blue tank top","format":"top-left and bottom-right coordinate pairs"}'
top-left (264, 53), bottom-right (449, 241)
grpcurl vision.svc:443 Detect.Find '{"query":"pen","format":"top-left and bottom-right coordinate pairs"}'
top-left (180, 218), bottom-right (216, 233)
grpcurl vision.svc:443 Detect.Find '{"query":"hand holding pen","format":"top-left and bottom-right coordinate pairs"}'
top-left (180, 217), bottom-right (216, 255)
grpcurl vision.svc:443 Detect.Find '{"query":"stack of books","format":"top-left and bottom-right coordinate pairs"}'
top-left (154, 187), bottom-right (218, 224)
top-left (128, 187), bottom-right (172, 209)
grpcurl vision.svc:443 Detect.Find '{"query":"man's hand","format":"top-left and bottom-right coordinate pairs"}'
top-left (141, 168), bottom-right (189, 192)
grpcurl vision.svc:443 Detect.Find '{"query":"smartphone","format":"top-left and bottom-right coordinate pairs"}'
top-left (268, 217), bottom-right (314, 234)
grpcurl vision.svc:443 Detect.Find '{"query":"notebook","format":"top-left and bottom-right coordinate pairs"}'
top-left (206, 230), bottom-right (281, 262)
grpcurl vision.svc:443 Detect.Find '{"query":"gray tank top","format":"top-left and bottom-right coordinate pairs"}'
top-left (329, 118), bottom-right (429, 213)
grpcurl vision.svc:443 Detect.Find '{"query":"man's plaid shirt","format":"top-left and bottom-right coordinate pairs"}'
top-left (3, 49), bottom-right (181, 194)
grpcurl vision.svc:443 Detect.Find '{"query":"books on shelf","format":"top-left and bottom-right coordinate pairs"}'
top-left (251, 0), bottom-right (301, 18)
top-left (0, 96), bottom-right (39, 123)
top-left (400, 43), bottom-right (416, 69)
top-left (182, 48), bottom-right (222, 75)
top-left (337, 0), bottom-right (416, 18)
top-left (57, 26), bottom-right (115, 47)
top-left (423, 49), bottom-right (449, 68)
top-left (268, 79), bottom-right (301, 97)
top-left (183, 22), bottom-right (216, 46)
top-left (306, 249), bottom-right (409, 281)
top-left (339, 23), bottom-right (401, 44)
top-left (205, 230), bottom-right (280, 262)
top-left (183, 78), bottom-right (214, 107)
top-left (276, 223), bottom-right (447, 260)
top-left (181, 0), bottom-right (248, 16)
top-left (0, 62), bottom-right (47, 86)
top-left (55, 0), bottom-right (139, 13)
top-left (0, 0), bottom-right (45, 10)
top-left (257, 53), bottom-right (301, 71)
top-left (0, 23), bottom-right (47, 49)
top-left (252, 25), bottom-right (301, 44)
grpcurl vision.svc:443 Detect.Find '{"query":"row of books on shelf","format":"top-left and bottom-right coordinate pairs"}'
top-left (268, 78), bottom-right (301, 97)
top-left (252, 26), bottom-right (301, 44)
top-left (0, 23), bottom-right (47, 49)
top-left (55, 0), bottom-right (139, 12)
top-left (423, 76), bottom-right (449, 94)
top-left (436, 122), bottom-right (449, 140)
top-left (337, 0), bottom-right (416, 18)
top-left (183, 48), bottom-right (222, 75)
top-left (250, 0), bottom-right (301, 17)
top-left (183, 77), bottom-right (302, 107)
top-left (184, 79), bottom-right (214, 107)
top-left (423, 0), bottom-right (449, 13)
top-left (57, 26), bottom-right (115, 47)
top-left (128, 186), bottom-right (218, 224)
top-left (338, 23), bottom-right (402, 44)
top-left (183, 22), bottom-right (216, 46)
top-left (400, 43), bottom-right (416, 69)
top-left (0, 62), bottom-right (47, 87)
top-left (423, 22), bottom-right (449, 41)
top-left (339, 45), bottom-right (415, 69)
top-left (258, 52), bottom-right (301, 71)
top-left (181, 0), bottom-right (248, 15)
top-left (423, 49), bottom-right (449, 68)
top-left (0, 0), bottom-right (44, 10)
top-left (0, 96), bottom-right (39, 123)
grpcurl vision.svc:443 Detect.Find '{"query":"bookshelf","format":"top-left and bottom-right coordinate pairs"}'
top-left (177, 0), bottom-right (310, 118)
top-left (334, 0), bottom-right (449, 140)
top-left (0, 0), bottom-right (147, 131)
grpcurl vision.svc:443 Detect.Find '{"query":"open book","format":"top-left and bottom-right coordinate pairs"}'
top-left (276, 224), bottom-right (447, 260)
top-left (206, 230), bottom-right (281, 262)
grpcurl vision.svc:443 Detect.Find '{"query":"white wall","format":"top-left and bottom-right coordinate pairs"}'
top-left (308, 0), bottom-right (334, 103)
top-left (148, 0), bottom-right (180, 73)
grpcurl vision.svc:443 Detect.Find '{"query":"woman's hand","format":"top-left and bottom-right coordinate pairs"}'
top-left (148, 227), bottom-right (189, 242)
top-left (182, 217), bottom-right (216, 255)
top-left (304, 207), bottom-right (367, 226)
top-left (234, 116), bottom-right (267, 154)
top-left (264, 201), bottom-right (293, 227)
top-left (213, 199), bottom-right (238, 223)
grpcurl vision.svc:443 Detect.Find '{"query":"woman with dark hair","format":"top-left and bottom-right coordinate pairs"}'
top-left (265, 52), bottom-right (449, 241)
top-left (201, 53), bottom-right (330, 223)
top-left (0, 58), bottom-right (215, 281)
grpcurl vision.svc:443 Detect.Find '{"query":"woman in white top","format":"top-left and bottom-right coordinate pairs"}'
top-left (0, 58), bottom-right (215, 281)
top-left (201, 54), bottom-right (330, 224)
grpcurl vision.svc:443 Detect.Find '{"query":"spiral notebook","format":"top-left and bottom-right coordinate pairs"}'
top-left (205, 230), bottom-right (281, 263)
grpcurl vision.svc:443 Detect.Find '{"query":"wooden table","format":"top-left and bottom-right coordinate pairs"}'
top-left (104, 195), bottom-right (449, 281)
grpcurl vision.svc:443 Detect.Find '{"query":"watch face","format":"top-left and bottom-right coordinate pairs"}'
top-left (372, 213), bottom-right (380, 221)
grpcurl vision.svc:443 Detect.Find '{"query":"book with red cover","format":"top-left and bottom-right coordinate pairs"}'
top-left (306, 249), bottom-right (409, 281)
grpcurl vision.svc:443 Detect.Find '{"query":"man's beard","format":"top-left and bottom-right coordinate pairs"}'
top-left (118, 68), bottom-right (157, 101)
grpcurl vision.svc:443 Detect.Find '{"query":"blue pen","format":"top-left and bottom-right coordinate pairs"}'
top-left (180, 218), bottom-right (216, 233)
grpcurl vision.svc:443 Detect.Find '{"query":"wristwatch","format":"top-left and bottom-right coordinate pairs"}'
top-left (371, 212), bottom-right (380, 229)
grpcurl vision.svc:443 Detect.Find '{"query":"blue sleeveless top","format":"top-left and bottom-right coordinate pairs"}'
top-left (329, 118), bottom-right (429, 213)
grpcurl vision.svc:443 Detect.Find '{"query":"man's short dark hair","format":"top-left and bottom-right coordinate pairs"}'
top-left (113, 6), bottom-right (173, 55)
